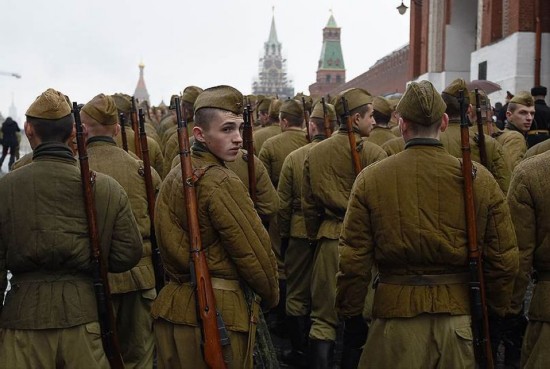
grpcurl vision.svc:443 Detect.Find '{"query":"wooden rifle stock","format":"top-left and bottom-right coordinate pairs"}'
top-left (174, 97), bottom-right (228, 369)
top-left (321, 97), bottom-right (333, 137)
top-left (459, 91), bottom-right (494, 369)
top-left (138, 109), bottom-right (164, 293)
top-left (119, 113), bottom-right (129, 152)
top-left (474, 89), bottom-right (488, 167)
top-left (130, 97), bottom-right (142, 159)
top-left (341, 97), bottom-right (362, 176)
top-left (302, 97), bottom-right (311, 142)
top-left (243, 100), bottom-right (257, 205)
top-left (73, 102), bottom-right (124, 369)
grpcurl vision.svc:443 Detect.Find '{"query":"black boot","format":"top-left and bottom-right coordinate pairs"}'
top-left (310, 339), bottom-right (334, 369)
top-left (340, 347), bottom-right (363, 369)
top-left (340, 315), bottom-right (368, 369)
top-left (281, 316), bottom-right (309, 367)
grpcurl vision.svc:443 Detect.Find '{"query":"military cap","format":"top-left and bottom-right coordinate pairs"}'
top-left (257, 96), bottom-right (272, 112)
top-left (506, 91), bottom-right (514, 99)
top-left (396, 80), bottom-right (447, 126)
top-left (334, 88), bottom-right (374, 117)
top-left (468, 89), bottom-right (491, 108)
top-left (311, 101), bottom-right (336, 121)
top-left (295, 92), bottom-right (313, 112)
top-left (280, 99), bottom-right (304, 119)
top-left (268, 99), bottom-right (283, 120)
top-left (442, 78), bottom-right (469, 99)
top-left (194, 85), bottom-right (244, 115)
top-left (531, 85), bottom-right (547, 96)
top-left (373, 96), bottom-right (393, 117)
top-left (168, 94), bottom-right (179, 110)
top-left (181, 86), bottom-right (203, 105)
top-left (510, 91), bottom-right (535, 107)
top-left (26, 88), bottom-right (72, 119)
top-left (388, 98), bottom-right (400, 111)
top-left (82, 94), bottom-right (118, 125)
top-left (112, 93), bottom-right (132, 113)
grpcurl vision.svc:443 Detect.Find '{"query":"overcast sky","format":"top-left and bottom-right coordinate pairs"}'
top-left (0, 0), bottom-right (410, 123)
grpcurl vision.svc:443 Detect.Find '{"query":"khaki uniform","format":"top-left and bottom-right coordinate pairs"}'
top-left (336, 139), bottom-right (518, 368)
top-left (302, 131), bottom-right (387, 341)
top-left (162, 123), bottom-right (194, 178)
top-left (225, 149), bottom-right (279, 218)
top-left (507, 151), bottom-right (550, 368)
top-left (0, 143), bottom-right (143, 368)
top-left (524, 137), bottom-right (550, 159)
top-left (493, 123), bottom-right (528, 171)
top-left (10, 151), bottom-right (33, 171)
top-left (278, 137), bottom-right (324, 316)
top-left (253, 124), bottom-right (281, 155)
top-left (87, 137), bottom-right (161, 368)
top-left (152, 144), bottom-right (279, 369)
top-left (366, 126), bottom-right (397, 146)
top-left (115, 126), bottom-right (164, 176)
top-left (259, 129), bottom-right (309, 277)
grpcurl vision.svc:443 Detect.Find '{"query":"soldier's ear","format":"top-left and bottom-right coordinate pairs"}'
top-left (193, 125), bottom-right (206, 143)
top-left (440, 113), bottom-right (449, 133)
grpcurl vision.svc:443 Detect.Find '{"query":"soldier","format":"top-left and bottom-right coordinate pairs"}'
top-left (80, 93), bottom-right (161, 368)
top-left (367, 96), bottom-right (397, 146)
top-left (277, 101), bottom-right (337, 367)
top-left (254, 98), bottom-right (281, 155)
top-left (524, 137), bottom-right (550, 158)
top-left (256, 95), bottom-right (272, 128)
top-left (0, 117), bottom-right (21, 171)
top-left (336, 80), bottom-right (518, 369)
top-left (162, 86), bottom-right (203, 177)
top-left (0, 88), bottom-right (143, 368)
top-left (507, 149), bottom-right (550, 369)
top-left (112, 93), bottom-right (165, 176)
top-left (530, 85), bottom-right (550, 132)
top-left (152, 85), bottom-right (279, 369)
top-left (493, 92), bottom-right (535, 171)
top-left (440, 78), bottom-right (510, 192)
top-left (302, 88), bottom-right (387, 369)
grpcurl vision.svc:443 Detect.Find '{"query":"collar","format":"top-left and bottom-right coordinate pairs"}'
top-left (504, 122), bottom-right (525, 135)
top-left (191, 141), bottom-right (225, 165)
top-left (32, 142), bottom-right (76, 163)
top-left (86, 136), bottom-right (116, 146)
top-left (312, 134), bottom-right (326, 142)
top-left (404, 138), bottom-right (444, 149)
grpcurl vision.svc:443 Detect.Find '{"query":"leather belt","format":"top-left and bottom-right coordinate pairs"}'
top-left (378, 272), bottom-right (470, 286)
top-left (527, 130), bottom-right (549, 136)
top-left (169, 275), bottom-right (240, 290)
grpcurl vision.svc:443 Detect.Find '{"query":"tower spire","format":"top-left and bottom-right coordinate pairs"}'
top-left (134, 61), bottom-right (150, 104)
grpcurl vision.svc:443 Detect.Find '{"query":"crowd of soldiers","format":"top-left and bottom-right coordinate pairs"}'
top-left (0, 77), bottom-right (549, 369)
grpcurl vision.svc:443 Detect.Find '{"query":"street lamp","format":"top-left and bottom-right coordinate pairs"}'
top-left (397, 1), bottom-right (408, 15)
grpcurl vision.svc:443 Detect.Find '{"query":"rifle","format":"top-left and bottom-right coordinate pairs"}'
top-left (130, 97), bottom-right (142, 159)
top-left (341, 97), bottom-right (362, 176)
top-left (119, 113), bottom-right (129, 152)
top-left (474, 89), bottom-right (488, 167)
top-left (174, 97), bottom-right (229, 369)
top-left (73, 102), bottom-right (125, 369)
top-left (321, 97), bottom-right (333, 138)
top-left (302, 97), bottom-right (311, 142)
top-left (138, 109), bottom-right (164, 294)
top-left (459, 90), bottom-right (494, 369)
top-left (243, 99), bottom-right (257, 204)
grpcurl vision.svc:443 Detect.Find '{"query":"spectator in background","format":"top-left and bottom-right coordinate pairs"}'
top-left (0, 117), bottom-right (20, 171)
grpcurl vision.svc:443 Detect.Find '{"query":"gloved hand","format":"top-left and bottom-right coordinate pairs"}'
top-left (280, 238), bottom-right (289, 260)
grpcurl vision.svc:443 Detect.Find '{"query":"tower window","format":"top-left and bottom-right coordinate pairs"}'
top-left (326, 75), bottom-right (332, 83)
top-left (478, 61), bottom-right (487, 80)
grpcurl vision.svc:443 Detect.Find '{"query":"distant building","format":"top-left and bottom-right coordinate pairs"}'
top-left (133, 61), bottom-right (150, 104)
top-left (309, 13), bottom-right (346, 98)
top-left (252, 13), bottom-right (294, 98)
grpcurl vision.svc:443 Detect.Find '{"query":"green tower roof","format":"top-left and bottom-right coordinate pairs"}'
top-left (326, 14), bottom-right (337, 28)
top-left (318, 13), bottom-right (345, 70)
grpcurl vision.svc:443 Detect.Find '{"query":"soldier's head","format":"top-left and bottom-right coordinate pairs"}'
top-left (256, 96), bottom-right (272, 126)
top-left (335, 88), bottom-right (375, 137)
top-left (396, 80), bottom-right (448, 141)
top-left (112, 93), bottom-right (132, 125)
top-left (80, 94), bottom-right (120, 138)
top-left (268, 99), bottom-right (282, 124)
top-left (467, 89), bottom-right (491, 124)
top-left (531, 85), bottom-right (547, 100)
top-left (279, 99), bottom-right (304, 131)
top-left (373, 96), bottom-right (393, 127)
top-left (309, 101), bottom-right (337, 136)
top-left (181, 86), bottom-right (203, 122)
top-left (25, 88), bottom-right (75, 149)
top-left (193, 85), bottom-right (244, 162)
top-left (506, 91), bottom-right (535, 133)
top-left (441, 78), bottom-right (470, 119)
